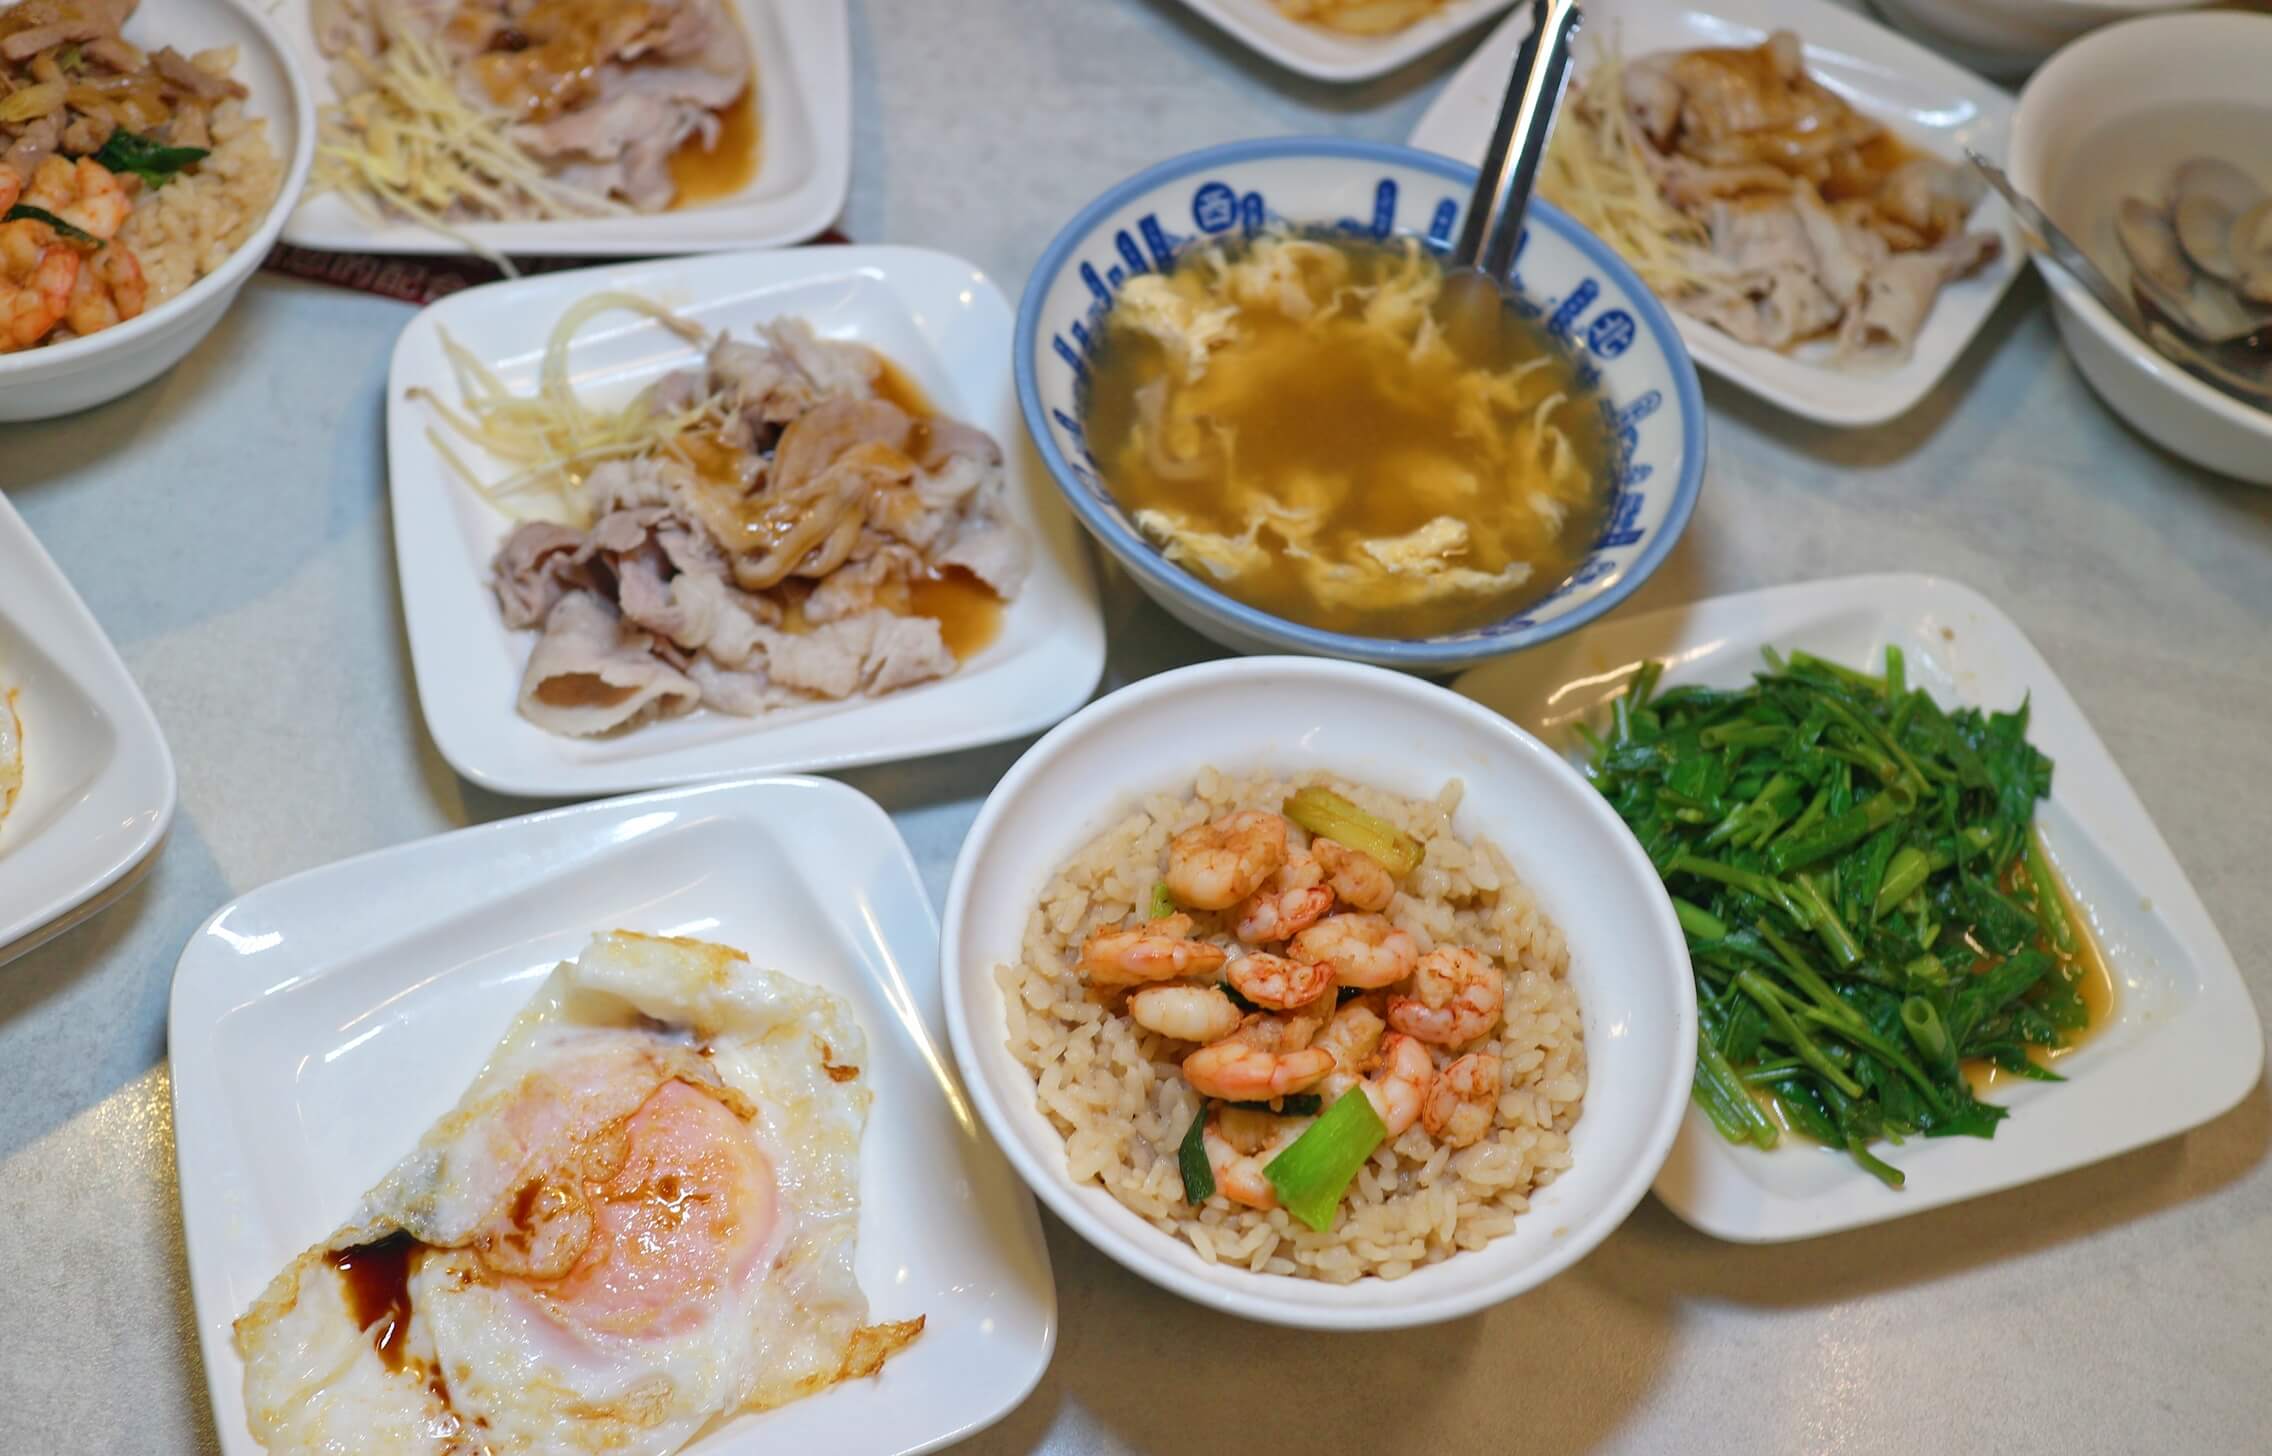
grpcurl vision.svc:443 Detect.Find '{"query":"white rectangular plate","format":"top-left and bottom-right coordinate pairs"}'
top-left (0, 495), bottom-right (175, 967)
top-left (387, 245), bottom-right (1106, 796)
top-left (1409, 0), bottom-right (2025, 425)
top-left (280, 0), bottom-right (848, 255)
top-left (1453, 574), bottom-right (2264, 1242)
top-left (172, 775), bottom-right (1057, 1456)
top-left (1176, 0), bottom-right (1514, 82)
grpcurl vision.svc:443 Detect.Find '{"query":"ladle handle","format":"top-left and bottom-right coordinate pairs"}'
top-left (1454, 0), bottom-right (1583, 282)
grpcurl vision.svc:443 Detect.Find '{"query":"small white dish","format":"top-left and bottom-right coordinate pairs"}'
top-left (2007, 11), bottom-right (2272, 486)
top-left (1173, 0), bottom-right (1516, 83)
top-left (941, 658), bottom-right (1696, 1329)
top-left (279, 0), bottom-right (848, 256)
top-left (0, 0), bottom-right (314, 423)
top-left (387, 245), bottom-right (1106, 797)
top-left (1409, 0), bottom-right (2026, 426)
top-left (0, 496), bottom-right (176, 968)
top-left (1453, 573), bottom-right (2265, 1243)
top-left (171, 775), bottom-right (1057, 1456)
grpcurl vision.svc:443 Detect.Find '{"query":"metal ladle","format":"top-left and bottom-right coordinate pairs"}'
top-left (1438, 0), bottom-right (1585, 356)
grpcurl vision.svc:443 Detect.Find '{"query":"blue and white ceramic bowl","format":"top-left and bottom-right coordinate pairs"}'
top-left (1014, 137), bottom-right (1706, 671)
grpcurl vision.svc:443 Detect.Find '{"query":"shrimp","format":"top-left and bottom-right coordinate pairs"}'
top-left (1224, 951), bottom-right (1335, 1010)
top-left (1182, 1009), bottom-right (1335, 1101)
top-left (0, 167), bottom-right (20, 212)
top-left (1202, 1105), bottom-right (1307, 1211)
top-left (63, 243), bottom-right (145, 339)
top-left (1, 219), bottom-right (79, 353)
top-left (1234, 852), bottom-right (1332, 944)
top-left (1164, 808), bottom-right (1287, 910)
top-left (1387, 945), bottom-right (1505, 1046)
top-left (1289, 913), bottom-right (1418, 990)
top-left (1313, 837), bottom-right (1397, 912)
top-left (1078, 912), bottom-right (1229, 988)
top-left (1127, 983), bottom-right (1243, 1043)
top-left (1421, 1052), bottom-right (1501, 1148)
top-left (1314, 998), bottom-right (1386, 1101)
top-left (1353, 1032), bottom-right (1433, 1138)
top-left (23, 157), bottom-right (133, 242)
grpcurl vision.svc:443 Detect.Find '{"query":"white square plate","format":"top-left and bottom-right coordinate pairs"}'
top-left (280, 0), bottom-right (848, 255)
top-left (387, 245), bottom-right (1106, 796)
top-left (1409, 0), bottom-right (2025, 425)
top-left (1453, 574), bottom-right (2264, 1242)
top-left (0, 495), bottom-right (175, 968)
top-left (1175, 0), bottom-right (1515, 82)
top-left (171, 775), bottom-right (1057, 1456)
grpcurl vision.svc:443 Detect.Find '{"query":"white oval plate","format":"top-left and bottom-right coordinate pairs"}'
top-left (387, 245), bottom-right (1106, 797)
top-left (1410, 0), bottom-right (2026, 426)
top-left (1453, 574), bottom-right (2265, 1242)
top-left (280, 0), bottom-right (848, 255)
top-left (0, 496), bottom-right (176, 968)
top-left (1172, 0), bottom-right (1515, 81)
top-left (170, 775), bottom-right (1057, 1456)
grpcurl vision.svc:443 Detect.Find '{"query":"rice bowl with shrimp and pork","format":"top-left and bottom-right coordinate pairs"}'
top-left (0, 0), bottom-right (282, 352)
top-left (998, 769), bottom-right (1587, 1283)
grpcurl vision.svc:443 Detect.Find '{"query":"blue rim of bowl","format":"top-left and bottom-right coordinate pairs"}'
top-left (1013, 135), bottom-right (1707, 670)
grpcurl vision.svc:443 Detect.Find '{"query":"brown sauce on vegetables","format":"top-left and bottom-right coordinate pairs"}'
top-left (1965, 857), bottom-right (2117, 1095)
top-left (667, 85), bottom-right (760, 209)
top-left (326, 1233), bottom-right (418, 1372)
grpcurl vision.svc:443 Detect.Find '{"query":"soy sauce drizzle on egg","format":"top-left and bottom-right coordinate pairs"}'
top-left (326, 1232), bottom-right (418, 1372)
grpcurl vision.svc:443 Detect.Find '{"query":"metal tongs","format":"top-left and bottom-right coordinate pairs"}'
top-left (1438, 0), bottom-right (1585, 355)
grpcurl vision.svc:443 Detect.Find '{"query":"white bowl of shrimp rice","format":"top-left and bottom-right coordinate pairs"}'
top-left (941, 656), bottom-right (1696, 1328)
top-left (0, 0), bottom-right (313, 421)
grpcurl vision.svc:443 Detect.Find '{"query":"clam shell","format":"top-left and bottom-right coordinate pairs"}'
top-left (2116, 197), bottom-right (2195, 295)
top-left (2234, 199), bottom-right (2272, 306)
top-left (2170, 160), bottom-right (2266, 281)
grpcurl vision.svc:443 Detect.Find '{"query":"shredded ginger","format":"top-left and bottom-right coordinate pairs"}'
top-left (413, 292), bottom-right (720, 528)
top-left (1537, 31), bottom-right (1721, 304)
top-left (311, 3), bottom-right (631, 265)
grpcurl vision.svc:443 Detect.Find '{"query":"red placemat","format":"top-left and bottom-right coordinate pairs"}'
top-left (261, 228), bottom-right (851, 307)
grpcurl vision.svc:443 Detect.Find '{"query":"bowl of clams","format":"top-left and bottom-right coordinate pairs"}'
top-left (2008, 11), bottom-right (2272, 485)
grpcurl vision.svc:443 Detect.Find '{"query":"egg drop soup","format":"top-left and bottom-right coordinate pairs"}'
top-left (1084, 230), bottom-right (1613, 639)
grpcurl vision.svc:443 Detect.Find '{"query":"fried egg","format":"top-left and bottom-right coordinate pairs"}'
top-left (235, 931), bottom-right (920, 1455)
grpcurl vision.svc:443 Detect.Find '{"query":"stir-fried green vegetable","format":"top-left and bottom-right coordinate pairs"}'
top-left (2, 204), bottom-right (98, 247)
top-left (94, 129), bottom-right (210, 189)
top-left (1264, 1089), bottom-right (1387, 1230)
top-left (1284, 786), bottom-right (1424, 877)
top-left (1585, 646), bottom-right (2094, 1187)
top-left (1147, 881), bottom-right (1176, 919)
top-left (1177, 1104), bottom-right (1216, 1204)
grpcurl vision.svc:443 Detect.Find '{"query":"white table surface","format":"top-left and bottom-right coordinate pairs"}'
top-left (4, 2), bottom-right (2269, 1452)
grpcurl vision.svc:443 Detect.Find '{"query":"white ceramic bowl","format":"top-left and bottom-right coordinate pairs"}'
top-left (1014, 137), bottom-right (1706, 672)
top-left (1869, 0), bottom-right (2203, 79)
top-left (940, 657), bottom-right (1696, 1329)
top-left (0, 0), bottom-right (314, 423)
top-left (2008, 11), bottom-right (2272, 486)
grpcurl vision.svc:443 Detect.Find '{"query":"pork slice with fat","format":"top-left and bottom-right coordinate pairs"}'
top-left (516, 591), bottom-right (700, 736)
top-left (492, 521), bottom-right (592, 629)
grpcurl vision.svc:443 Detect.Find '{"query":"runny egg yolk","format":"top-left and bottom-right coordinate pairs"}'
top-left (522, 1079), bottom-right (776, 1341)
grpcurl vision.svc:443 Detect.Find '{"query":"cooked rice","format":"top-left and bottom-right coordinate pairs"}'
top-left (114, 51), bottom-right (283, 308)
top-left (999, 768), bottom-right (1586, 1283)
